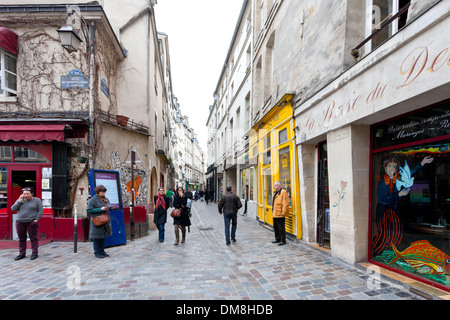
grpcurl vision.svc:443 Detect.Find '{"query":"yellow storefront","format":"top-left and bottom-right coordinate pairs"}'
top-left (250, 94), bottom-right (302, 239)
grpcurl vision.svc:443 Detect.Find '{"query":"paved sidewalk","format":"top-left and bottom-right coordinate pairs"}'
top-left (0, 201), bottom-right (427, 300)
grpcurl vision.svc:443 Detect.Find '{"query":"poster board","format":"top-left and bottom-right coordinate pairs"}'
top-left (88, 169), bottom-right (126, 247)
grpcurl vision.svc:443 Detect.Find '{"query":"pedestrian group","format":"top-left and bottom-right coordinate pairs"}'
top-left (12, 182), bottom-right (290, 259)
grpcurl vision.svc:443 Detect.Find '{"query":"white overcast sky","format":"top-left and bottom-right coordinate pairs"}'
top-left (154, 0), bottom-right (244, 153)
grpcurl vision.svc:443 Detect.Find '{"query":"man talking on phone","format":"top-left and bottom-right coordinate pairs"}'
top-left (11, 188), bottom-right (43, 261)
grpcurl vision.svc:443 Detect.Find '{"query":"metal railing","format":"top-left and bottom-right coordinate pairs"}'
top-left (351, 2), bottom-right (411, 60)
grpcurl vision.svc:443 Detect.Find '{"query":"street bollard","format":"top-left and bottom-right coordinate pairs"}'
top-left (74, 204), bottom-right (78, 253)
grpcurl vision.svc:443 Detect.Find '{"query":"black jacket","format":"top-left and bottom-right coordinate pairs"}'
top-left (173, 195), bottom-right (191, 227)
top-left (218, 192), bottom-right (242, 214)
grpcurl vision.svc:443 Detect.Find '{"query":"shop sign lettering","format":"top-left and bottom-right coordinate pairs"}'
top-left (399, 46), bottom-right (450, 88)
top-left (386, 110), bottom-right (450, 142)
top-left (300, 43), bottom-right (450, 137)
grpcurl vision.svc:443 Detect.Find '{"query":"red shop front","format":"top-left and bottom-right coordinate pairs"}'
top-left (0, 124), bottom-right (66, 240)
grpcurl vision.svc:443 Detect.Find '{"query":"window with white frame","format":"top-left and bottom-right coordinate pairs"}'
top-left (364, 0), bottom-right (410, 54)
top-left (0, 48), bottom-right (17, 97)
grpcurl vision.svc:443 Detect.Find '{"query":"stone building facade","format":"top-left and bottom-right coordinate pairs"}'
top-left (208, 0), bottom-right (450, 292)
top-left (0, 0), bottom-right (172, 241)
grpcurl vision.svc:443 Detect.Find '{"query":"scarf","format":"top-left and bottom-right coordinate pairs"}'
top-left (384, 173), bottom-right (399, 193)
top-left (272, 189), bottom-right (281, 206)
top-left (99, 195), bottom-right (108, 205)
top-left (156, 194), bottom-right (166, 210)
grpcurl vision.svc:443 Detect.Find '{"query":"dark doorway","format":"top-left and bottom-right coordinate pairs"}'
top-left (317, 142), bottom-right (330, 248)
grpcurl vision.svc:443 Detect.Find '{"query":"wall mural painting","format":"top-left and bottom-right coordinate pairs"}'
top-left (372, 142), bottom-right (450, 287)
top-left (109, 151), bottom-right (149, 207)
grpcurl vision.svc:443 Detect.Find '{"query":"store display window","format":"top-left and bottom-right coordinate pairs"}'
top-left (370, 102), bottom-right (450, 291)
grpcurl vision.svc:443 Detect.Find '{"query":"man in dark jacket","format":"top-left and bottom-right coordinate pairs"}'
top-left (218, 186), bottom-right (242, 245)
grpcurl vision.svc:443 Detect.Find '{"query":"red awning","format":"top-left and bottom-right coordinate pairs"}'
top-left (0, 27), bottom-right (18, 56)
top-left (0, 125), bottom-right (66, 142)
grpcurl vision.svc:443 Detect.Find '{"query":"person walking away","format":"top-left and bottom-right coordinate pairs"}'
top-left (272, 181), bottom-right (290, 246)
top-left (243, 185), bottom-right (249, 216)
top-left (11, 188), bottom-right (43, 261)
top-left (218, 186), bottom-right (242, 245)
top-left (172, 187), bottom-right (191, 245)
top-left (205, 188), bottom-right (210, 205)
top-left (185, 188), bottom-right (193, 202)
top-left (166, 188), bottom-right (173, 208)
top-left (87, 185), bottom-right (113, 258)
top-left (154, 187), bottom-right (169, 243)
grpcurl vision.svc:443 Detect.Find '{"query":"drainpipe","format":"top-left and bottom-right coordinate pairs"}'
top-left (88, 22), bottom-right (96, 170)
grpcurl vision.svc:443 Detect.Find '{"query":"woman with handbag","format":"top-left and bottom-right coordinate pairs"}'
top-left (87, 185), bottom-right (112, 258)
top-left (154, 187), bottom-right (170, 243)
top-left (172, 187), bottom-right (191, 245)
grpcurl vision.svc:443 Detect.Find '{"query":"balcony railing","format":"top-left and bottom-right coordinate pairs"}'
top-left (351, 2), bottom-right (411, 60)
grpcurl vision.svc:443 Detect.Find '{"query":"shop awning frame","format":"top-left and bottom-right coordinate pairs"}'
top-left (0, 124), bottom-right (66, 142)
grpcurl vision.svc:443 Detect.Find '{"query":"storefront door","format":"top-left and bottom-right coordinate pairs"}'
top-left (10, 168), bottom-right (41, 239)
top-left (317, 142), bottom-right (330, 248)
top-left (262, 168), bottom-right (272, 226)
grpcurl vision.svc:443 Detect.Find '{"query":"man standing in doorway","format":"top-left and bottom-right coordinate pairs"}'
top-left (272, 181), bottom-right (290, 246)
top-left (11, 188), bottom-right (43, 260)
top-left (218, 186), bottom-right (242, 245)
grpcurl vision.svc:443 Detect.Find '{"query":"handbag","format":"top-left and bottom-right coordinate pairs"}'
top-left (92, 212), bottom-right (110, 226)
top-left (171, 208), bottom-right (181, 218)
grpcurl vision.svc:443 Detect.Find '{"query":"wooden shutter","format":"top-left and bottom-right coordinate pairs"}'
top-left (52, 142), bottom-right (68, 210)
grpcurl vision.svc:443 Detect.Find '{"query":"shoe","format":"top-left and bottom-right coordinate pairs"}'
top-left (272, 241), bottom-right (280, 244)
top-left (231, 238), bottom-right (236, 243)
top-left (226, 242), bottom-right (231, 245)
top-left (14, 254), bottom-right (26, 261)
top-left (101, 252), bottom-right (110, 257)
top-left (278, 242), bottom-right (286, 246)
top-left (95, 253), bottom-right (105, 258)
top-left (30, 254), bottom-right (38, 260)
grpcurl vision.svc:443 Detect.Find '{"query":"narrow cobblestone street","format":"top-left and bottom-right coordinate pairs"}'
top-left (0, 201), bottom-right (426, 301)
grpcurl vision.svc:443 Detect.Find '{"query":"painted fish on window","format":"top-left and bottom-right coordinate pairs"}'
top-left (390, 240), bottom-right (450, 275)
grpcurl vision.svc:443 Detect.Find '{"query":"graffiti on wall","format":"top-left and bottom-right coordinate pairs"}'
top-left (108, 150), bottom-right (149, 207)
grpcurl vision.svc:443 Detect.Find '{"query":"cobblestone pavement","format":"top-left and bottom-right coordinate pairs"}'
top-left (0, 201), bottom-right (425, 301)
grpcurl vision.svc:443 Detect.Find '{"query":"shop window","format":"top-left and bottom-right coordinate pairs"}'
top-left (0, 167), bottom-right (6, 210)
top-left (41, 167), bottom-right (52, 208)
top-left (279, 146), bottom-right (291, 201)
top-left (0, 146), bottom-right (12, 162)
top-left (14, 147), bottom-right (49, 163)
top-left (371, 103), bottom-right (450, 291)
top-left (263, 135), bottom-right (271, 166)
top-left (0, 48), bottom-right (17, 97)
top-left (265, 172), bottom-right (272, 207)
top-left (278, 128), bottom-right (288, 144)
top-left (0, 145), bottom-right (49, 163)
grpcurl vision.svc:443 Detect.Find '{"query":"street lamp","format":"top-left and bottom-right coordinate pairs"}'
top-left (56, 25), bottom-right (83, 53)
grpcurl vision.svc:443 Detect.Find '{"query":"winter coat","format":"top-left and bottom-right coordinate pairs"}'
top-left (87, 195), bottom-right (112, 239)
top-left (218, 191), bottom-right (242, 215)
top-left (272, 189), bottom-right (290, 218)
top-left (172, 195), bottom-right (191, 227)
top-left (153, 194), bottom-right (170, 225)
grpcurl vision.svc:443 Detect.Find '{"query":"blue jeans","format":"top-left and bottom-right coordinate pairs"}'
top-left (224, 213), bottom-right (237, 243)
top-left (156, 224), bottom-right (165, 242)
